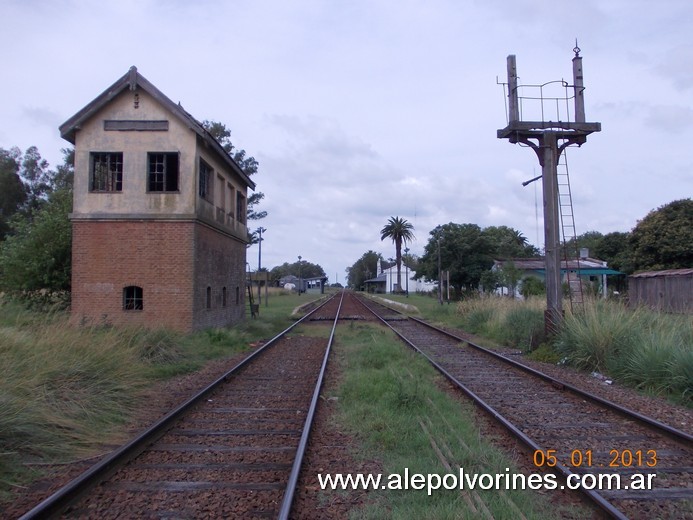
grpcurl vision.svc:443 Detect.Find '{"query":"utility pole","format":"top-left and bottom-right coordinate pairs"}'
top-left (497, 45), bottom-right (600, 333)
top-left (297, 255), bottom-right (302, 295)
top-left (404, 247), bottom-right (409, 297)
top-left (437, 239), bottom-right (442, 305)
top-left (257, 227), bottom-right (266, 305)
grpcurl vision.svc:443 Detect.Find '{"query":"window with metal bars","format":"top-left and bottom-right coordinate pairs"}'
top-left (147, 152), bottom-right (179, 192)
top-left (90, 152), bottom-right (123, 191)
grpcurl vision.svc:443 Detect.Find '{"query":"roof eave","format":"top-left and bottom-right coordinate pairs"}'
top-left (59, 66), bottom-right (256, 191)
top-left (59, 68), bottom-right (134, 144)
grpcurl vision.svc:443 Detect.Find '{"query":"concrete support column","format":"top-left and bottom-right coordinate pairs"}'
top-left (541, 132), bottom-right (563, 332)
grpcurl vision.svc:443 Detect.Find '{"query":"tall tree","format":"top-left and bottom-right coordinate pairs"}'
top-left (0, 190), bottom-right (72, 293)
top-left (53, 147), bottom-right (75, 191)
top-left (418, 223), bottom-right (494, 294)
top-left (560, 230), bottom-right (604, 259)
top-left (483, 225), bottom-right (539, 258)
top-left (346, 250), bottom-right (383, 289)
top-left (19, 146), bottom-right (53, 215)
top-left (269, 260), bottom-right (325, 283)
top-left (629, 199), bottom-right (693, 271)
top-left (0, 147), bottom-right (27, 239)
top-left (0, 147), bottom-right (74, 293)
top-left (380, 216), bottom-right (415, 293)
top-left (202, 120), bottom-right (266, 243)
top-left (594, 231), bottom-right (633, 273)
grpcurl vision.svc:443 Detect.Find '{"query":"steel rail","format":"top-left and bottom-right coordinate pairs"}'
top-left (19, 292), bottom-right (341, 520)
top-left (353, 294), bottom-right (671, 520)
top-left (363, 295), bottom-right (691, 444)
top-left (408, 315), bottom-right (693, 445)
top-left (278, 289), bottom-right (345, 519)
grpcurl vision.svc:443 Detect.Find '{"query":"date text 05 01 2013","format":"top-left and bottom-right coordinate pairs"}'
top-left (533, 449), bottom-right (658, 469)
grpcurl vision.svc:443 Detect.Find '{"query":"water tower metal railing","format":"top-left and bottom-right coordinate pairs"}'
top-left (497, 47), bottom-right (601, 333)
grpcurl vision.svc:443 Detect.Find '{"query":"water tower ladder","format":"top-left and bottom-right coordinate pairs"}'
top-left (557, 150), bottom-right (584, 311)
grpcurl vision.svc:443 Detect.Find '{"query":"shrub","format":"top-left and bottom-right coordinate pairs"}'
top-left (502, 306), bottom-right (546, 349)
top-left (520, 276), bottom-right (545, 298)
top-left (457, 295), bottom-right (545, 351)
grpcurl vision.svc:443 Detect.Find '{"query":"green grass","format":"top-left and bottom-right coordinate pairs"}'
top-left (326, 321), bottom-right (586, 519)
top-left (0, 290), bottom-right (323, 500)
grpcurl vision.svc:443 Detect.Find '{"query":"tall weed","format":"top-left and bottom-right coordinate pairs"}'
top-left (557, 301), bottom-right (692, 402)
top-left (555, 301), bottom-right (637, 372)
top-left (503, 306), bottom-right (545, 349)
top-left (0, 305), bottom-right (151, 496)
top-left (670, 346), bottom-right (693, 400)
top-left (453, 294), bottom-right (691, 402)
top-left (457, 295), bottom-right (546, 351)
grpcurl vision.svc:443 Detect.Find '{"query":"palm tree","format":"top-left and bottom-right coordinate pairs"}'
top-left (380, 216), bottom-right (415, 293)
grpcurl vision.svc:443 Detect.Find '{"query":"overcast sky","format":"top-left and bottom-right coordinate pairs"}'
top-left (2, 0), bottom-right (691, 284)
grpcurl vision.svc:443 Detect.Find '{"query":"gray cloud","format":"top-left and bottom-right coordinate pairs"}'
top-left (1, 0), bottom-right (692, 281)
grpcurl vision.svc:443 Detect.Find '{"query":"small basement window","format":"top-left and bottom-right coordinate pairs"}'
top-left (91, 152), bottom-right (123, 192)
top-left (148, 152), bottom-right (179, 192)
top-left (123, 286), bottom-right (143, 310)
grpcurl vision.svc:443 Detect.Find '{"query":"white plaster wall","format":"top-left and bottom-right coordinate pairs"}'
top-left (72, 88), bottom-right (197, 217)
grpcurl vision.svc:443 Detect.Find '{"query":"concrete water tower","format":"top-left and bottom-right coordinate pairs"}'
top-left (497, 44), bottom-right (601, 332)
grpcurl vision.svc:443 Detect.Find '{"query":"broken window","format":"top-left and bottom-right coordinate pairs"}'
top-left (226, 183), bottom-right (235, 219)
top-left (123, 286), bottom-right (143, 310)
top-left (148, 152), bottom-right (179, 192)
top-left (199, 159), bottom-right (213, 202)
top-left (216, 174), bottom-right (225, 209)
top-left (91, 152), bottom-right (123, 192)
top-left (236, 192), bottom-right (246, 224)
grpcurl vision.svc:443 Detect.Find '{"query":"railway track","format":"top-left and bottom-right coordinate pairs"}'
top-left (16, 290), bottom-right (691, 519)
top-left (19, 292), bottom-right (347, 520)
top-left (354, 293), bottom-right (692, 520)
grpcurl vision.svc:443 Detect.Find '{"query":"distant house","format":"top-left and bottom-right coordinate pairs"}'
top-left (303, 276), bottom-right (329, 294)
top-left (364, 259), bottom-right (437, 294)
top-left (492, 252), bottom-right (622, 298)
top-left (277, 275), bottom-right (328, 294)
top-left (278, 275), bottom-right (299, 290)
top-left (61, 66), bottom-right (255, 332)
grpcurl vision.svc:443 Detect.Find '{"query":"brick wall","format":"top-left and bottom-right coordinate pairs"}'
top-left (71, 220), bottom-right (196, 331)
top-left (71, 219), bottom-right (248, 332)
top-left (192, 223), bottom-right (248, 329)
